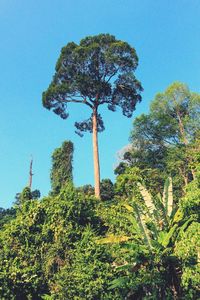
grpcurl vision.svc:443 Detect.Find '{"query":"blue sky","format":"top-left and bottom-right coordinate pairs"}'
top-left (0, 0), bottom-right (200, 208)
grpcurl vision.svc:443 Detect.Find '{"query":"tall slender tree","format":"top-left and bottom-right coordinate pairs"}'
top-left (42, 34), bottom-right (143, 198)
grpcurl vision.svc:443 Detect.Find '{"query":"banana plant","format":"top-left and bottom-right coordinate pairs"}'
top-left (133, 177), bottom-right (175, 248)
top-left (98, 177), bottom-right (175, 248)
top-left (97, 177), bottom-right (184, 298)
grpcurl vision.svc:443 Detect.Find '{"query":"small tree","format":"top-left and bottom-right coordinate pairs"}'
top-left (50, 141), bottom-right (74, 195)
top-left (20, 187), bottom-right (32, 202)
top-left (42, 34), bottom-right (143, 198)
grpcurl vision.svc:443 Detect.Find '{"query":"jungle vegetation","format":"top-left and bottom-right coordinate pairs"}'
top-left (0, 35), bottom-right (199, 299)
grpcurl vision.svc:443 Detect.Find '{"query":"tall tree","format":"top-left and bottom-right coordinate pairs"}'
top-left (50, 141), bottom-right (74, 195)
top-left (118, 82), bottom-right (200, 195)
top-left (42, 34), bottom-right (143, 198)
top-left (150, 82), bottom-right (200, 146)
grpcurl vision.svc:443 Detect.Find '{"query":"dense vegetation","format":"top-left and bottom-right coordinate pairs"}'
top-left (0, 35), bottom-right (199, 299)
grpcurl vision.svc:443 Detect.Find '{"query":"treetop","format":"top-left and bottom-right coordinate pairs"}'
top-left (42, 33), bottom-right (143, 135)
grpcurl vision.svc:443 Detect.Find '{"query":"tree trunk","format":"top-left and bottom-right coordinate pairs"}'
top-left (176, 110), bottom-right (188, 146)
top-left (92, 108), bottom-right (101, 198)
top-left (29, 158), bottom-right (33, 189)
top-left (178, 167), bottom-right (188, 186)
top-left (176, 109), bottom-right (196, 180)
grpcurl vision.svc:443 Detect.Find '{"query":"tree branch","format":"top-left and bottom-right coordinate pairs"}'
top-left (63, 97), bottom-right (93, 108)
top-left (105, 68), bottom-right (119, 83)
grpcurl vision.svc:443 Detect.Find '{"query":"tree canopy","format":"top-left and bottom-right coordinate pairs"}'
top-left (117, 82), bottom-right (200, 198)
top-left (42, 34), bottom-right (143, 132)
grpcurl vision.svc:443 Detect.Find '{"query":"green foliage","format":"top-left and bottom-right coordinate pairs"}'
top-left (100, 178), bottom-right (115, 201)
top-left (0, 207), bottom-right (16, 229)
top-left (172, 166), bottom-right (200, 298)
top-left (174, 221), bottom-right (200, 299)
top-left (0, 199), bottom-right (48, 299)
top-left (50, 227), bottom-right (120, 300)
top-left (115, 167), bottom-right (141, 198)
top-left (118, 82), bottom-right (200, 200)
top-left (31, 189), bottom-right (41, 199)
top-left (20, 186), bottom-right (32, 202)
top-left (77, 184), bottom-right (95, 197)
top-left (0, 184), bottom-right (119, 299)
top-left (180, 167), bottom-right (200, 217)
top-left (42, 33), bottom-right (143, 135)
top-left (150, 82), bottom-right (200, 144)
top-left (15, 188), bottom-right (41, 206)
top-left (0, 164), bottom-right (199, 299)
top-left (102, 175), bottom-right (199, 299)
top-left (50, 140), bottom-right (74, 195)
top-left (1, 80), bottom-right (199, 299)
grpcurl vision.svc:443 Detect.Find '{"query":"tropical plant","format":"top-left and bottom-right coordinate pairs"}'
top-left (99, 176), bottom-right (191, 299)
top-left (174, 164), bottom-right (200, 299)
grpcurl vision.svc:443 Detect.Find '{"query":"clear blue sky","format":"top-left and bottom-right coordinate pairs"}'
top-left (0, 0), bottom-right (200, 208)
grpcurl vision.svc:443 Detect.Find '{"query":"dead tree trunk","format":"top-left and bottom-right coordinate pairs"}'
top-left (29, 158), bottom-right (33, 189)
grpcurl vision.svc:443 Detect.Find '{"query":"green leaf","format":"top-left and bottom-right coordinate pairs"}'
top-left (96, 235), bottom-right (130, 244)
top-left (160, 224), bottom-right (178, 247)
top-left (108, 276), bottom-right (129, 289)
